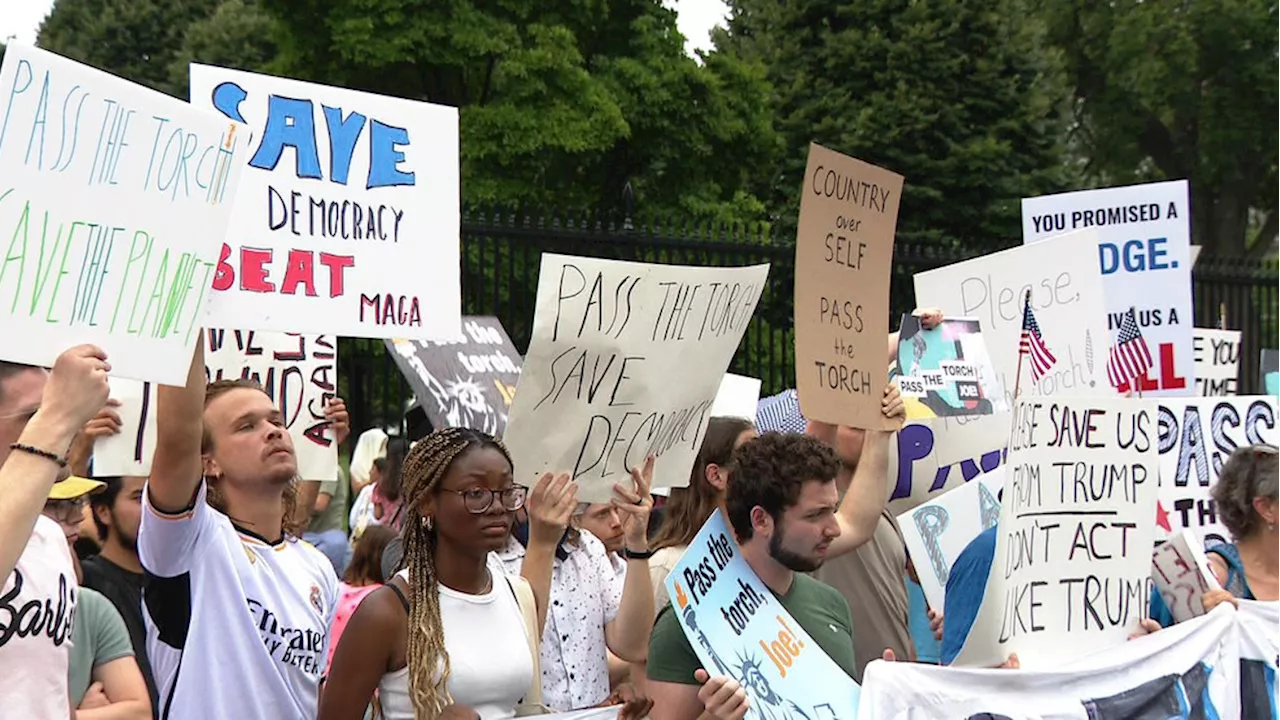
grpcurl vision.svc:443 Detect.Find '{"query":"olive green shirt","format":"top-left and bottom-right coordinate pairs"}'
top-left (647, 572), bottom-right (857, 685)
top-left (308, 466), bottom-right (350, 535)
top-left (68, 588), bottom-right (135, 706)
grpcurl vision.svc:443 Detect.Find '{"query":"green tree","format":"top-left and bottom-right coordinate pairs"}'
top-left (716, 0), bottom-right (1075, 247)
top-left (1038, 0), bottom-right (1278, 256)
top-left (168, 0), bottom-right (282, 96)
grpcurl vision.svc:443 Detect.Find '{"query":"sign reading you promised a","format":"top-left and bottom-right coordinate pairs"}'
top-left (0, 46), bottom-right (248, 385)
top-left (1022, 181), bottom-right (1194, 398)
top-left (954, 396), bottom-right (1160, 670)
top-left (667, 511), bottom-right (860, 719)
top-left (188, 64), bottom-right (461, 341)
top-left (503, 255), bottom-right (768, 503)
top-left (794, 143), bottom-right (903, 431)
top-left (94, 330), bottom-right (339, 480)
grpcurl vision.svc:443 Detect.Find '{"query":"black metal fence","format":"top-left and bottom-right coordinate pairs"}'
top-left (339, 208), bottom-right (1279, 436)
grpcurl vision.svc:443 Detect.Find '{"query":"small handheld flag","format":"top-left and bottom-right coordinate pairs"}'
top-left (1106, 307), bottom-right (1153, 390)
top-left (1019, 295), bottom-right (1058, 384)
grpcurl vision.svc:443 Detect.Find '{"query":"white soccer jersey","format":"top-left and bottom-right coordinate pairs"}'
top-left (139, 481), bottom-right (337, 720)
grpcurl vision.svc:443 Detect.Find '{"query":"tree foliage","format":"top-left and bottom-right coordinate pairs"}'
top-left (1038, 0), bottom-right (1278, 256)
top-left (716, 0), bottom-right (1074, 247)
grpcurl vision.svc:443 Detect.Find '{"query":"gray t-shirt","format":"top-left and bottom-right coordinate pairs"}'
top-left (68, 588), bottom-right (135, 706)
top-left (308, 466), bottom-right (350, 535)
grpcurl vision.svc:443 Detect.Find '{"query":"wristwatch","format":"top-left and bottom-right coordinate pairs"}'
top-left (622, 546), bottom-right (655, 560)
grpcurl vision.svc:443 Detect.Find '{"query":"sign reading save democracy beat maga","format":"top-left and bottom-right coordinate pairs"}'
top-left (667, 510), bottom-right (860, 719)
top-left (188, 64), bottom-right (461, 341)
top-left (954, 395), bottom-right (1160, 670)
top-left (503, 255), bottom-right (768, 503)
top-left (0, 46), bottom-right (249, 385)
top-left (94, 330), bottom-right (339, 480)
top-left (1022, 180), bottom-right (1194, 397)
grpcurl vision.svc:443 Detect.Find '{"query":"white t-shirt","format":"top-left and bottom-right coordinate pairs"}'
top-left (139, 481), bottom-right (337, 719)
top-left (378, 569), bottom-right (534, 720)
top-left (0, 514), bottom-right (77, 720)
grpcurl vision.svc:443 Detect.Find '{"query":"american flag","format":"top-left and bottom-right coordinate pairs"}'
top-left (1019, 297), bottom-right (1058, 382)
top-left (1106, 308), bottom-right (1153, 389)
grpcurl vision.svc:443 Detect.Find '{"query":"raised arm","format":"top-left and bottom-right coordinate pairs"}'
top-left (0, 346), bottom-right (109, 580)
top-left (605, 457), bottom-right (656, 663)
top-left (827, 384), bottom-right (904, 557)
top-left (521, 472), bottom-right (577, 631)
top-left (147, 341), bottom-right (207, 513)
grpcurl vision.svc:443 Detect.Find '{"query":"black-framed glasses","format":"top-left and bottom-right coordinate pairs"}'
top-left (441, 486), bottom-right (528, 514)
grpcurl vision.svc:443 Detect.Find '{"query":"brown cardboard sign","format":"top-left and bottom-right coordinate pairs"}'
top-left (794, 143), bottom-right (904, 430)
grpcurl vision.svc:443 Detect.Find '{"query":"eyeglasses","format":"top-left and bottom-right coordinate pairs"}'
top-left (441, 486), bottom-right (528, 515)
top-left (45, 497), bottom-right (87, 525)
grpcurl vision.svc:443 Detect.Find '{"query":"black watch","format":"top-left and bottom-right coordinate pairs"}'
top-left (623, 547), bottom-right (655, 560)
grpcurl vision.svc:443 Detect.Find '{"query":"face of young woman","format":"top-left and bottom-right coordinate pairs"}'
top-left (428, 446), bottom-right (522, 554)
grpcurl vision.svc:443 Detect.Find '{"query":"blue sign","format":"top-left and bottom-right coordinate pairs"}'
top-left (666, 511), bottom-right (859, 720)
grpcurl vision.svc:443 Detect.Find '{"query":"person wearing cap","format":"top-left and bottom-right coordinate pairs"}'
top-left (0, 347), bottom-right (112, 720)
top-left (41, 476), bottom-right (151, 720)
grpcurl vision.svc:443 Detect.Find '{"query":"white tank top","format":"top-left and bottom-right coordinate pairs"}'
top-left (378, 569), bottom-right (533, 720)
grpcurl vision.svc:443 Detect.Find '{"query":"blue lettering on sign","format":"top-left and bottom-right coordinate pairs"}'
top-left (208, 81), bottom-right (415, 188)
top-left (1098, 237), bottom-right (1174, 275)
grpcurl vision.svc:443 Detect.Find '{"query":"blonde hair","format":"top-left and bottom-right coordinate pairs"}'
top-left (398, 427), bottom-right (513, 716)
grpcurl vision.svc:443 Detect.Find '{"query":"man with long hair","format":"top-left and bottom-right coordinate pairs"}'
top-left (139, 341), bottom-right (347, 719)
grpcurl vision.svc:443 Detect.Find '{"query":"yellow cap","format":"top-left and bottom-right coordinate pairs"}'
top-left (48, 476), bottom-right (105, 501)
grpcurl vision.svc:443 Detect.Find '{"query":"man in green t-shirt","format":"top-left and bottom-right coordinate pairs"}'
top-left (646, 432), bottom-right (858, 720)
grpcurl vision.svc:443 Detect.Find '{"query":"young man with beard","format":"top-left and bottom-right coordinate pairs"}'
top-left (139, 342), bottom-right (347, 719)
top-left (82, 475), bottom-right (158, 715)
top-left (645, 431), bottom-right (866, 720)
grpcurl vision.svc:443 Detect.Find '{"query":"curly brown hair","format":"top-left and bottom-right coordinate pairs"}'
top-left (202, 378), bottom-right (304, 538)
top-left (725, 431), bottom-right (840, 541)
top-left (1211, 444), bottom-right (1278, 540)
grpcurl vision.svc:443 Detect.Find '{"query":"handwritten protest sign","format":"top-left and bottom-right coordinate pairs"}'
top-left (94, 330), bottom-right (338, 479)
top-left (503, 255), bottom-right (768, 502)
top-left (1262, 349), bottom-right (1278, 396)
top-left (887, 413), bottom-right (1009, 514)
top-left (385, 317), bottom-right (521, 438)
top-left (898, 468), bottom-right (1005, 612)
top-left (914, 231), bottom-right (1110, 401)
top-left (895, 316), bottom-right (1003, 420)
top-left (188, 64), bottom-right (461, 341)
top-left (0, 46), bottom-right (247, 384)
top-left (1022, 180), bottom-right (1194, 397)
top-left (711, 374), bottom-right (762, 422)
top-left (1155, 396), bottom-right (1277, 546)
top-left (667, 510), bottom-right (860, 718)
top-left (1192, 328), bottom-right (1240, 397)
top-left (794, 144), bottom-right (902, 431)
top-left (954, 396), bottom-right (1159, 669)
top-left (1151, 529), bottom-right (1221, 624)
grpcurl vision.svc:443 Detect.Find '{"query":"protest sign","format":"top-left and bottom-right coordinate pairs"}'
top-left (503, 255), bottom-right (768, 501)
top-left (954, 396), bottom-right (1160, 669)
top-left (887, 413), bottom-right (1009, 514)
top-left (1151, 529), bottom-right (1221, 624)
top-left (1262, 349), bottom-right (1278, 396)
top-left (1155, 395), bottom-right (1277, 546)
top-left (914, 231), bottom-right (1110, 401)
top-left (1022, 180), bottom-right (1194, 397)
top-left (793, 144), bottom-right (902, 431)
top-left (188, 64), bottom-right (461, 341)
top-left (711, 374), bottom-right (762, 422)
top-left (667, 510), bottom-right (860, 719)
top-left (1192, 328), bottom-right (1241, 397)
top-left (860, 604), bottom-right (1240, 720)
top-left (95, 330), bottom-right (338, 479)
top-left (898, 468), bottom-right (1004, 612)
top-left (895, 315), bottom-right (1003, 419)
top-left (0, 46), bottom-right (248, 385)
top-left (385, 316), bottom-right (521, 438)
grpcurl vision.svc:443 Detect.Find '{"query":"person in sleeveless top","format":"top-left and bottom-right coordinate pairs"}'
top-left (1202, 444), bottom-right (1278, 610)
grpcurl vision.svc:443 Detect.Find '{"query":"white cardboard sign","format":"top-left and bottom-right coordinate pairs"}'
top-left (1192, 328), bottom-right (1241, 397)
top-left (1151, 528), bottom-right (1222, 624)
top-left (710, 373), bottom-right (762, 422)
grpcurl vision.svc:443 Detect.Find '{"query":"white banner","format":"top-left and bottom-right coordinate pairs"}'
top-left (914, 230), bottom-right (1110, 401)
top-left (95, 330), bottom-right (339, 480)
top-left (189, 64), bottom-right (461, 341)
top-left (503, 255), bottom-right (768, 501)
top-left (0, 46), bottom-right (248, 385)
top-left (1155, 396), bottom-right (1278, 545)
top-left (955, 396), bottom-right (1160, 669)
top-left (1022, 180), bottom-right (1194, 398)
top-left (1192, 328), bottom-right (1241, 397)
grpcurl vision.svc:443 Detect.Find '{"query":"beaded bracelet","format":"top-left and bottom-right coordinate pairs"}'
top-left (9, 443), bottom-right (67, 468)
